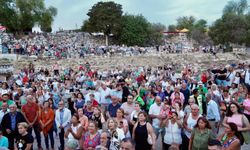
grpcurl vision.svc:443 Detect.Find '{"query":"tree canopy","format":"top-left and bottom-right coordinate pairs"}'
top-left (82, 1), bottom-right (165, 46)
top-left (0, 0), bottom-right (57, 33)
top-left (82, 1), bottom-right (123, 36)
top-left (209, 0), bottom-right (250, 46)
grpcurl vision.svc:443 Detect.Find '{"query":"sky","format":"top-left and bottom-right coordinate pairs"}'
top-left (44, 0), bottom-right (236, 32)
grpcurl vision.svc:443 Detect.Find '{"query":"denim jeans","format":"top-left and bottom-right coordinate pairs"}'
top-left (44, 127), bottom-right (54, 149)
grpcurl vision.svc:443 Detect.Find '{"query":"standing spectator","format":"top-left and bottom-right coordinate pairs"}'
top-left (189, 117), bottom-right (215, 150)
top-left (183, 104), bottom-right (201, 150)
top-left (115, 108), bottom-right (129, 137)
top-left (77, 108), bottom-right (89, 132)
top-left (206, 93), bottom-right (220, 135)
top-left (120, 137), bottom-right (136, 150)
top-left (84, 101), bottom-right (94, 119)
top-left (163, 111), bottom-right (182, 150)
top-left (0, 82), bottom-right (10, 96)
top-left (0, 129), bottom-right (8, 149)
top-left (65, 114), bottom-right (83, 149)
top-left (0, 102), bottom-right (9, 124)
top-left (55, 101), bottom-right (72, 150)
top-left (80, 121), bottom-right (100, 149)
top-left (149, 96), bottom-right (163, 139)
top-left (13, 87), bottom-right (23, 109)
top-left (243, 92), bottom-right (250, 122)
top-left (21, 95), bottom-right (42, 149)
top-left (1, 104), bottom-right (26, 149)
top-left (15, 122), bottom-right (34, 150)
top-left (131, 89), bottom-right (145, 108)
top-left (120, 95), bottom-right (135, 123)
top-left (107, 95), bottom-right (121, 118)
top-left (192, 89), bottom-right (206, 115)
top-left (0, 94), bottom-right (14, 107)
top-left (223, 102), bottom-right (250, 132)
top-left (90, 107), bottom-right (105, 131)
top-left (130, 102), bottom-right (141, 135)
top-left (98, 82), bottom-right (111, 113)
top-left (133, 111), bottom-right (156, 150)
top-left (107, 118), bottom-right (125, 150)
top-left (184, 97), bottom-right (195, 116)
top-left (180, 82), bottom-right (190, 106)
top-left (40, 101), bottom-right (55, 150)
top-left (73, 93), bottom-right (85, 111)
top-left (95, 131), bottom-right (110, 150)
top-left (218, 122), bottom-right (243, 150)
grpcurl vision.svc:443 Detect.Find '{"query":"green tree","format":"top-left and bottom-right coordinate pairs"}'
top-left (209, 0), bottom-right (249, 46)
top-left (223, 0), bottom-right (248, 15)
top-left (147, 23), bottom-right (166, 46)
top-left (119, 14), bottom-right (150, 46)
top-left (176, 16), bottom-right (196, 30)
top-left (0, 0), bottom-right (57, 33)
top-left (0, 0), bottom-right (19, 32)
top-left (82, 1), bottom-right (123, 45)
top-left (40, 6), bottom-right (57, 32)
top-left (168, 25), bottom-right (176, 32)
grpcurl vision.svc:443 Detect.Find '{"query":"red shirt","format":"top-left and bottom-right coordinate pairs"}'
top-left (22, 102), bottom-right (39, 124)
top-left (201, 73), bottom-right (207, 83)
top-left (92, 99), bottom-right (99, 107)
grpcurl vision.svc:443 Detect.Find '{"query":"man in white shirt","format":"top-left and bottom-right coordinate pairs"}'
top-left (99, 82), bottom-right (111, 112)
top-left (55, 101), bottom-right (71, 150)
top-left (0, 102), bottom-right (9, 123)
top-left (149, 96), bottom-right (164, 139)
top-left (206, 93), bottom-right (220, 135)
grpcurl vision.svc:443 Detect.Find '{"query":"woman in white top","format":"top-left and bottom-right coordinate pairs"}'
top-left (65, 114), bottom-right (83, 149)
top-left (163, 111), bottom-right (182, 150)
top-left (0, 82), bottom-right (10, 96)
top-left (107, 118), bottom-right (125, 150)
top-left (115, 108), bottom-right (129, 137)
top-left (183, 104), bottom-right (201, 150)
top-left (130, 102), bottom-right (141, 126)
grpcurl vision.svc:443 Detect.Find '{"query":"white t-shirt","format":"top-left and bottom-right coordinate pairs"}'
top-left (109, 128), bottom-right (125, 150)
top-left (164, 120), bottom-right (182, 145)
top-left (149, 103), bottom-right (162, 128)
top-left (99, 87), bottom-right (111, 104)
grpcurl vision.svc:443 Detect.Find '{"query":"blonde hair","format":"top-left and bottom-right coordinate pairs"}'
top-left (18, 122), bottom-right (29, 129)
top-left (107, 118), bottom-right (118, 129)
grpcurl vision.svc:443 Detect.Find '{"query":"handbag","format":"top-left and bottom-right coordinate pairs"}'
top-left (145, 122), bottom-right (153, 145)
top-left (147, 134), bottom-right (153, 145)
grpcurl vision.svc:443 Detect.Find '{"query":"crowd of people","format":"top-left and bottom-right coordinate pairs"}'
top-left (1, 32), bottom-right (157, 58)
top-left (0, 56), bottom-right (250, 150)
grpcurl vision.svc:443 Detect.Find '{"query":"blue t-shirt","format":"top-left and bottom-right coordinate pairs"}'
top-left (108, 103), bottom-right (121, 117)
top-left (0, 136), bottom-right (9, 148)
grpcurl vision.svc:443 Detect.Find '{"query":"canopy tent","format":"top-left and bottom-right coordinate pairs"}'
top-left (176, 28), bottom-right (189, 33)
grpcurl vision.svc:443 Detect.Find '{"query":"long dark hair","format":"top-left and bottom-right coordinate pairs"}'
top-left (228, 122), bottom-right (244, 145)
top-left (194, 117), bottom-right (211, 129)
top-left (226, 102), bottom-right (242, 117)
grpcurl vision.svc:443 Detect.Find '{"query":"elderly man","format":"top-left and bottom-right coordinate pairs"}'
top-left (21, 95), bottom-right (42, 149)
top-left (206, 93), bottom-right (220, 135)
top-left (55, 100), bottom-right (71, 150)
top-left (1, 104), bottom-right (26, 149)
top-left (0, 102), bottom-right (9, 123)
